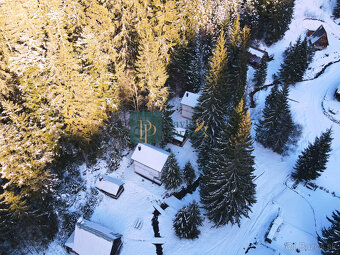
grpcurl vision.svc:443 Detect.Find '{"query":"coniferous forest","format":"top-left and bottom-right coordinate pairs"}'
top-left (1, 0), bottom-right (340, 254)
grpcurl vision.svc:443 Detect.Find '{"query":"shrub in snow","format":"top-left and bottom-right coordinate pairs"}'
top-left (173, 201), bottom-right (203, 239)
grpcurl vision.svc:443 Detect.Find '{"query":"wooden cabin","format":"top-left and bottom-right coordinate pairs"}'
top-left (335, 85), bottom-right (340, 102)
top-left (65, 217), bottom-right (123, 255)
top-left (307, 25), bottom-right (329, 50)
top-left (248, 46), bottom-right (269, 68)
top-left (180, 91), bottom-right (200, 120)
top-left (172, 127), bottom-right (188, 147)
top-left (95, 175), bottom-right (124, 199)
top-left (131, 143), bottom-right (170, 185)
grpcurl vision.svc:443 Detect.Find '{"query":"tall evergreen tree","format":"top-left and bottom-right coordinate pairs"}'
top-left (190, 30), bottom-right (228, 168)
top-left (161, 154), bottom-right (182, 190)
top-left (278, 37), bottom-right (315, 85)
top-left (318, 210), bottom-right (340, 254)
top-left (256, 85), bottom-right (297, 154)
top-left (225, 16), bottom-right (250, 108)
top-left (161, 103), bottom-right (176, 146)
top-left (136, 32), bottom-right (169, 111)
top-left (200, 99), bottom-right (256, 226)
top-left (183, 161), bottom-right (196, 186)
top-left (252, 53), bottom-right (268, 89)
top-left (173, 201), bottom-right (203, 239)
top-left (334, 0), bottom-right (340, 19)
top-left (264, 0), bottom-right (295, 45)
top-left (292, 129), bottom-right (333, 182)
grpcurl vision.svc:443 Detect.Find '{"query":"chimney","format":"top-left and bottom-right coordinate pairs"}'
top-left (138, 145), bottom-right (141, 151)
top-left (186, 92), bottom-right (189, 97)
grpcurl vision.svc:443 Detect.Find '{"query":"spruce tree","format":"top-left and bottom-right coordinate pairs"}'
top-left (225, 16), bottom-right (250, 108)
top-left (200, 99), bottom-right (256, 226)
top-left (190, 30), bottom-right (228, 168)
top-left (173, 201), bottom-right (203, 239)
top-left (183, 161), bottom-right (196, 186)
top-left (252, 53), bottom-right (268, 89)
top-left (256, 85), bottom-right (296, 154)
top-left (334, 0), bottom-right (340, 19)
top-left (318, 210), bottom-right (340, 254)
top-left (161, 103), bottom-right (176, 146)
top-left (292, 129), bottom-right (333, 182)
top-left (278, 37), bottom-right (315, 85)
top-left (161, 154), bottom-right (182, 190)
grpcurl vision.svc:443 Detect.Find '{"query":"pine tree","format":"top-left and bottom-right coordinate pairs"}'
top-left (136, 31), bottom-right (169, 111)
top-left (173, 201), bottom-right (203, 239)
top-left (225, 16), bottom-right (250, 108)
top-left (252, 53), bottom-right (268, 89)
top-left (200, 99), bottom-right (256, 226)
top-left (161, 154), bottom-right (182, 190)
top-left (161, 103), bottom-right (176, 146)
top-left (318, 210), bottom-right (340, 254)
top-left (292, 129), bottom-right (333, 182)
top-left (278, 37), bottom-right (315, 85)
top-left (264, 0), bottom-right (295, 45)
top-left (334, 0), bottom-right (340, 19)
top-left (190, 30), bottom-right (228, 168)
top-left (256, 85), bottom-right (297, 154)
top-left (183, 161), bottom-right (196, 186)
top-left (240, 0), bottom-right (261, 39)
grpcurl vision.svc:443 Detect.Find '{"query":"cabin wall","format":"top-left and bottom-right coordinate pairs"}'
top-left (133, 161), bottom-right (161, 183)
top-left (181, 104), bottom-right (195, 119)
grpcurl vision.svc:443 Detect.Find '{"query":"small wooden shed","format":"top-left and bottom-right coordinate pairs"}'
top-left (307, 25), bottom-right (329, 50)
top-left (95, 174), bottom-right (124, 199)
top-left (172, 127), bottom-right (187, 147)
top-left (131, 143), bottom-right (170, 185)
top-left (180, 91), bottom-right (200, 120)
top-left (65, 217), bottom-right (123, 255)
top-left (248, 46), bottom-right (269, 68)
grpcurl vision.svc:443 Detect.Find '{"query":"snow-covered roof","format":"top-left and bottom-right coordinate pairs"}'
top-left (180, 91), bottom-right (200, 108)
top-left (248, 46), bottom-right (265, 58)
top-left (95, 174), bottom-right (124, 196)
top-left (173, 127), bottom-right (186, 142)
top-left (309, 25), bottom-right (327, 44)
top-left (267, 216), bottom-right (283, 241)
top-left (131, 143), bottom-right (170, 172)
top-left (65, 217), bottom-right (122, 255)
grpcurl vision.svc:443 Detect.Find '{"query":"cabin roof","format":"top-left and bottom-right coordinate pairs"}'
top-left (267, 216), bottom-right (284, 240)
top-left (309, 25), bottom-right (327, 44)
top-left (180, 91), bottom-right (200, 108)
top-left (131, 143), bottom-right (170, 172)
top-left (248, 46), bottom-right (266, 58)
top-left (173, 127), bottom-right (186, 142)
top-left (65, 218), bottom-right (122, 255)
top-left (95, 174), bottom-right (124, 196)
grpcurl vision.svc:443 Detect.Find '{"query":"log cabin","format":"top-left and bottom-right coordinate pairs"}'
top-left (65, 217), bottom-right (123, 255)
top-left (131, 143), bottom-right (170, 185)
top-left (180, 91), bottom-right (200, 120)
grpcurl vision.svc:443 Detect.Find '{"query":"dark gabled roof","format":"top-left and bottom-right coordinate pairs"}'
top-left (309, 25), bottom-right (327, 44)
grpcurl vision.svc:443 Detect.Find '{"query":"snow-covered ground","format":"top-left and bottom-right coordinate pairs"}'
top-left (41, 0), bottom-right (340, 254)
